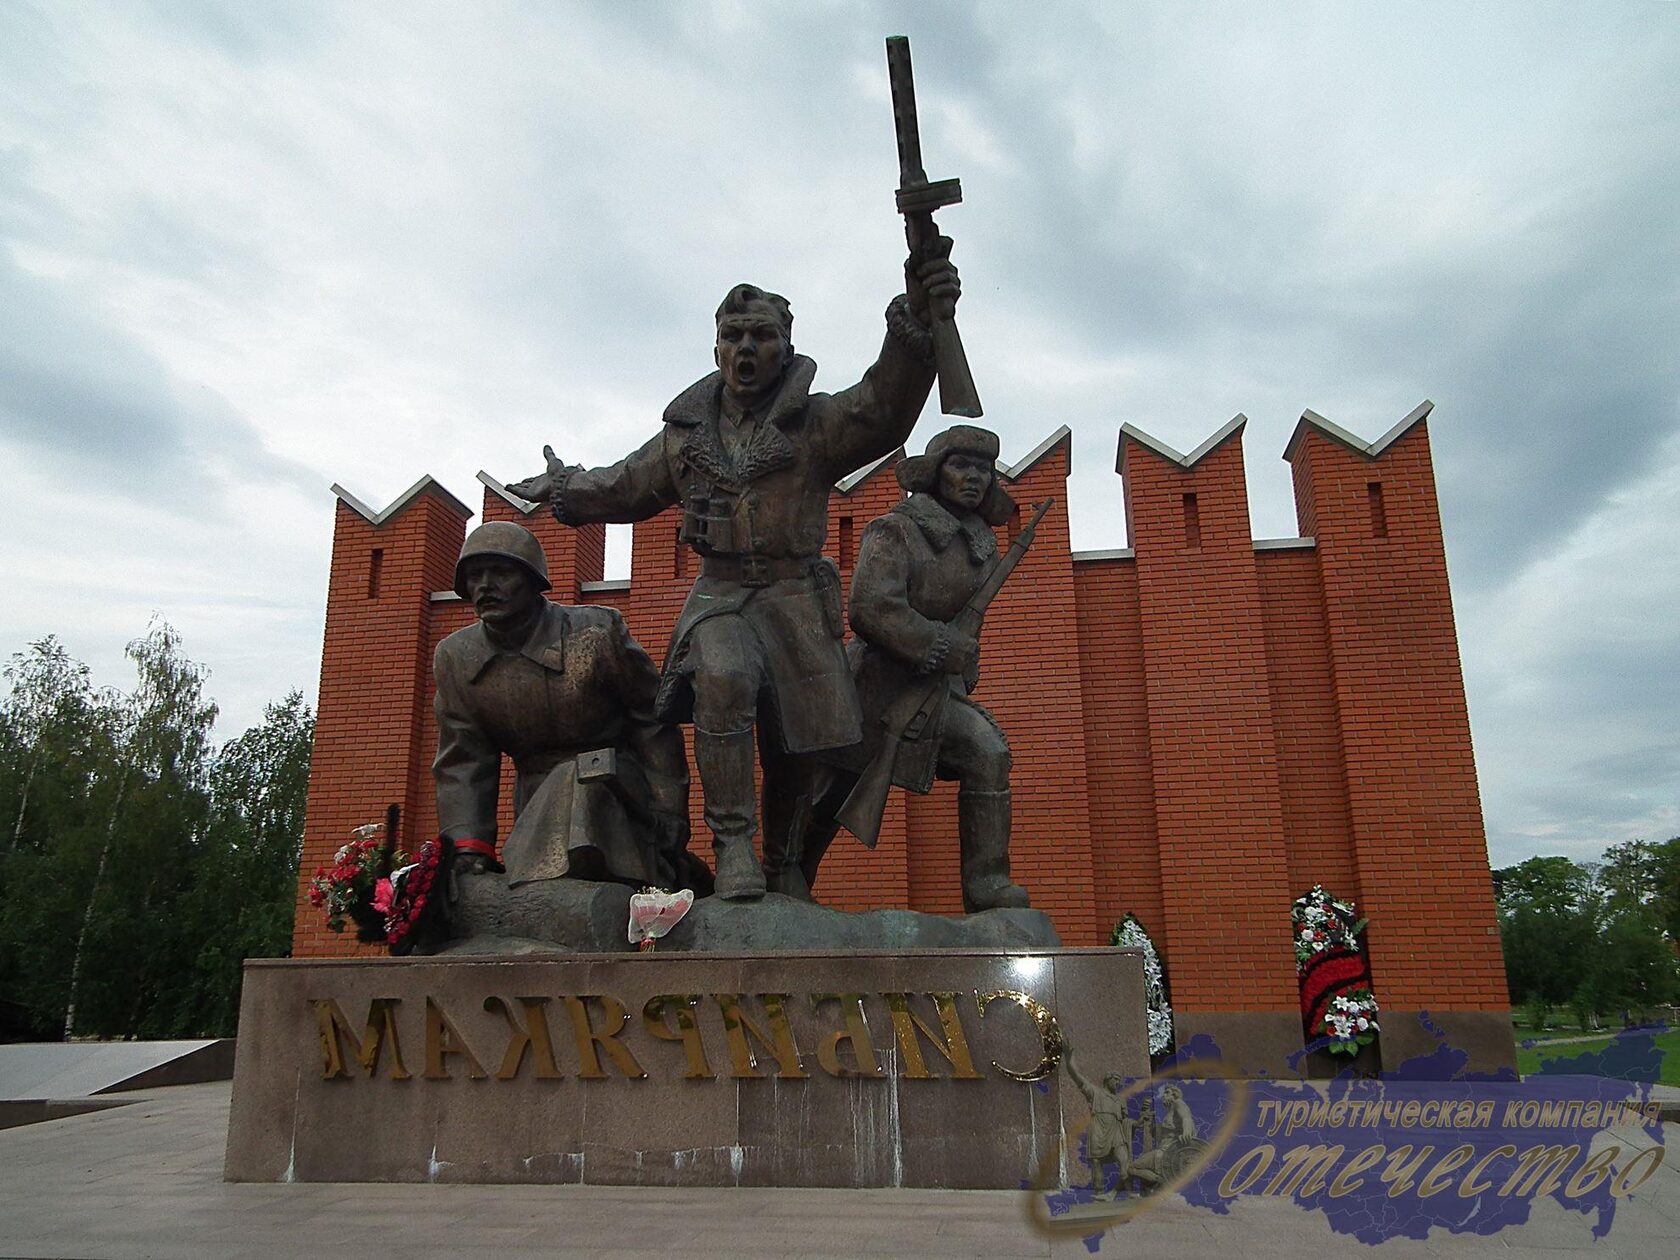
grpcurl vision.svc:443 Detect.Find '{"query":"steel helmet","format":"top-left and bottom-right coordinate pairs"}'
top-left (453, 521), bottom-right (552, 598)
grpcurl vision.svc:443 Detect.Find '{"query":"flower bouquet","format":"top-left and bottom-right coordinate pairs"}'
top-left (307, 823), bottom-right (451, 954)
top-left (1111, 913), bottom-right (1174, 1055)
top-left (628, 887), bottom-right (695, 951)
top-left (1291, 884), bottom-right (1380, 1056)
top-left (306, 824), bottom-right (391, 941)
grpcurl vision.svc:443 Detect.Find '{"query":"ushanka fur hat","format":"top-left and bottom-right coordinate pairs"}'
top-left (896, 425), bottom-right (1017, 525)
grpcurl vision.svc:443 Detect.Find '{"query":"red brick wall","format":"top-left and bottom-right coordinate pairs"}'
top-left (293, 485), bottom-right (470, 960)
top-left (294, 415), bottom-right (1508, 1025)
top-left (1286, 417), bottom-right (1506, 1011)
top-left (1117, 423), bottom-right (1297, 1013)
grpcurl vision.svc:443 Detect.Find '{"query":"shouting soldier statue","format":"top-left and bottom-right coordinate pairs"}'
top-left (508, 246), bottom-right (962, 899)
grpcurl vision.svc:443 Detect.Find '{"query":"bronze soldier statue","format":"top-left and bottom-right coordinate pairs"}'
top-left (508, 248), bottom-right (961, 900)
top-left (433, 521), bottom-right (704, 893)
top-left (800, 425), bottom-right (1031, 912)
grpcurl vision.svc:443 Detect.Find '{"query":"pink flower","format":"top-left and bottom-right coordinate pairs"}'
top-left (371, 878), bottom-right (394, 914)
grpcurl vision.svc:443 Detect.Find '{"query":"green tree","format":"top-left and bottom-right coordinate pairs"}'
top-left (1497, 855), bottom-right (1599, 1019)
top-left (0, 638), bottom-right (103, 857)
top-left (1496, 855), bottom-right (1593, 917)
top-left (1496, 849), bottom-right (1680, 1030)
top-left (0, 640), bottom-right (124, 1039)
top-left (60, 621), bottom-right (218, 1038)
top-left (0, 628), bottom-right (313, 1041)
top-left (1601, 837), bottom-right (1680, 941)
top-left (156, 691), bottom-right (313, 1036)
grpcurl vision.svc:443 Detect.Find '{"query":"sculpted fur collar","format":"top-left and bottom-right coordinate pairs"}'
top-left (895, 492), bottom-right (998, 566)
top-left (660, 354), bottom-right (818, 489)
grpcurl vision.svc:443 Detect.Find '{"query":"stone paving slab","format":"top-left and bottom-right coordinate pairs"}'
top-left (0, 1040), bottom-right (231, 1100)
top-left (0, 1081), bottom-right (1674, 1258)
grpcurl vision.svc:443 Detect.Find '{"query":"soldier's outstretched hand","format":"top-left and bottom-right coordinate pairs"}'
top-left (907, 235), bottom-right (961, 326)
top-left (506, 445), bottom-right (570, 504)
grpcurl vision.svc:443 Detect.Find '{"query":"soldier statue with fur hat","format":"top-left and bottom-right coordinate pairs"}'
top-left (505, 248), bottom-right (963, 902)
top-left (791, 425), bottom-right (1031, 912)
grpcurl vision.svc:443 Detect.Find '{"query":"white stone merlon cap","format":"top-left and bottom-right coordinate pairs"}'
top-left (1115, 415), bottom-right (1247, 473)
top-left (996, 425), bottom-right (1072, 480)
top-left (331, 474), bottom-right (472, 526)
top-left (477, 470), bottom-right (541, 515)
top-left (1283, 400), bottom-right (1434, 464)
top-left (836, 449), bottom-right (902, 493)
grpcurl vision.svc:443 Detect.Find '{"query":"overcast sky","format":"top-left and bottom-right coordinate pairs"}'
top-left (1, 2), bottom-right (1675, 870)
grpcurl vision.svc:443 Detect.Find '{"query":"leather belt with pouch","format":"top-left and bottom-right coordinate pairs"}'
top-left (700, 554), bottom-right (814, 587)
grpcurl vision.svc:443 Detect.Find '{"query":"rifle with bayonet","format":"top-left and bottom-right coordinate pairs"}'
top-left (836, 498), bottom-right (1054, 847)
top-left (886, 34), bottom-right (982, 419)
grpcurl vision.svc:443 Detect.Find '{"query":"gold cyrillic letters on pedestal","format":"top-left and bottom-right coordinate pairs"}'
top-left (562, 994), bottom-right (648, 1079)
top-left (642, 994), bottom-right (715, 1079)
top-left (714, 993), bottom-right (808, 1079)
top-left (312, 997), bottom-right (410, 1080)
top-left (485, 996), bottom-right (563, 1080)
top-left (882, 991), bottom-right (983, 1080)
top-left (308, 986), bottom-right (1065, 1085)
top-left (425, 996), bottom-right (488, 1080)
top-left (976, 989), bottom-right (1062, 1082)
top-left (810, 993), bottom-right (885, 1078)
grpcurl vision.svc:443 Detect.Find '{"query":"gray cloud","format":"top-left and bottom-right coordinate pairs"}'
top-left (0, 251), bottom-right (315, 506)
top-left (0, 1), bottom-right (1673, 872)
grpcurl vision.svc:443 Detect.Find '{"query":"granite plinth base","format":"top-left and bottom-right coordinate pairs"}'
top-left (223, 947), bottom-right (1146, 1189)
top-left (1378, 1009), bottom-right (1518, 1077)
top-left (441, 878), bottom-right (1061, 954)
top-left (1169, 1009), bottom-right (1519, 1079)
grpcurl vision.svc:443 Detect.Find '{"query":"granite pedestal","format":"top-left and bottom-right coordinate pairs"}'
top-left (224, 946), bottom-right (1146, 1189)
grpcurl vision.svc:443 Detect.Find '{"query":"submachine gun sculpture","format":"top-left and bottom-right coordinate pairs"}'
top-left (887, 34), bottom-right (982, 420)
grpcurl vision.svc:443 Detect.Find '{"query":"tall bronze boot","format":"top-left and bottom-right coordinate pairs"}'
top-left (759, 743), bottom-right (814, 902)
top-left (958, 788), bottom-right (1030, 913)
top-left (694, 726), bottom-right (766, 900)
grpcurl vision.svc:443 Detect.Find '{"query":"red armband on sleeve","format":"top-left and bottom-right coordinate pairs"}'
top-left (453, 837), bottom-right (498, 862)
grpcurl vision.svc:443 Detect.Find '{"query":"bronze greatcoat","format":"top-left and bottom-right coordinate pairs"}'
top-left (432, 601), bottom-right (688, 886)
top-left (848, 492), bottom-right (1005, 793)
top-left (550, 303), bottom-right (935, 754)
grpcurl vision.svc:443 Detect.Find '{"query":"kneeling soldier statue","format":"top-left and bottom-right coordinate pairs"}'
top-left (822, 425), bottom-right (1034, 912)
top-left (434, 521), bottom-right (705, 894)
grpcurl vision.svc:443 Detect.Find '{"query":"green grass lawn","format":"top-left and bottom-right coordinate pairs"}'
top-left (1516, 1028), bottom-right (1680, 1086)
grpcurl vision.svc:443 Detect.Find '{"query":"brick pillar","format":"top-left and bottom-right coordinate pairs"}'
top-left (1075, 557), bottom-right (1161, 944)
top-left (1286, 404), bottom-right (1514, 1073)
top-left (476, 472), bottom-right (605, 600)
top-left (293, 477), bottom-right (472, 958)
top-left (1120, 419), bottom-right (1303, 1074)
top-left (983, 433), bottom-right (1099, 943)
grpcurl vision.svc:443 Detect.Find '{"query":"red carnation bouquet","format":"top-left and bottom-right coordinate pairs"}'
top-left (307, 823), bottom-right (451, 953)
top-left (307, 824), bottom-right (390, 940)
top-left (383, 839), bottom-right (449, 955)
